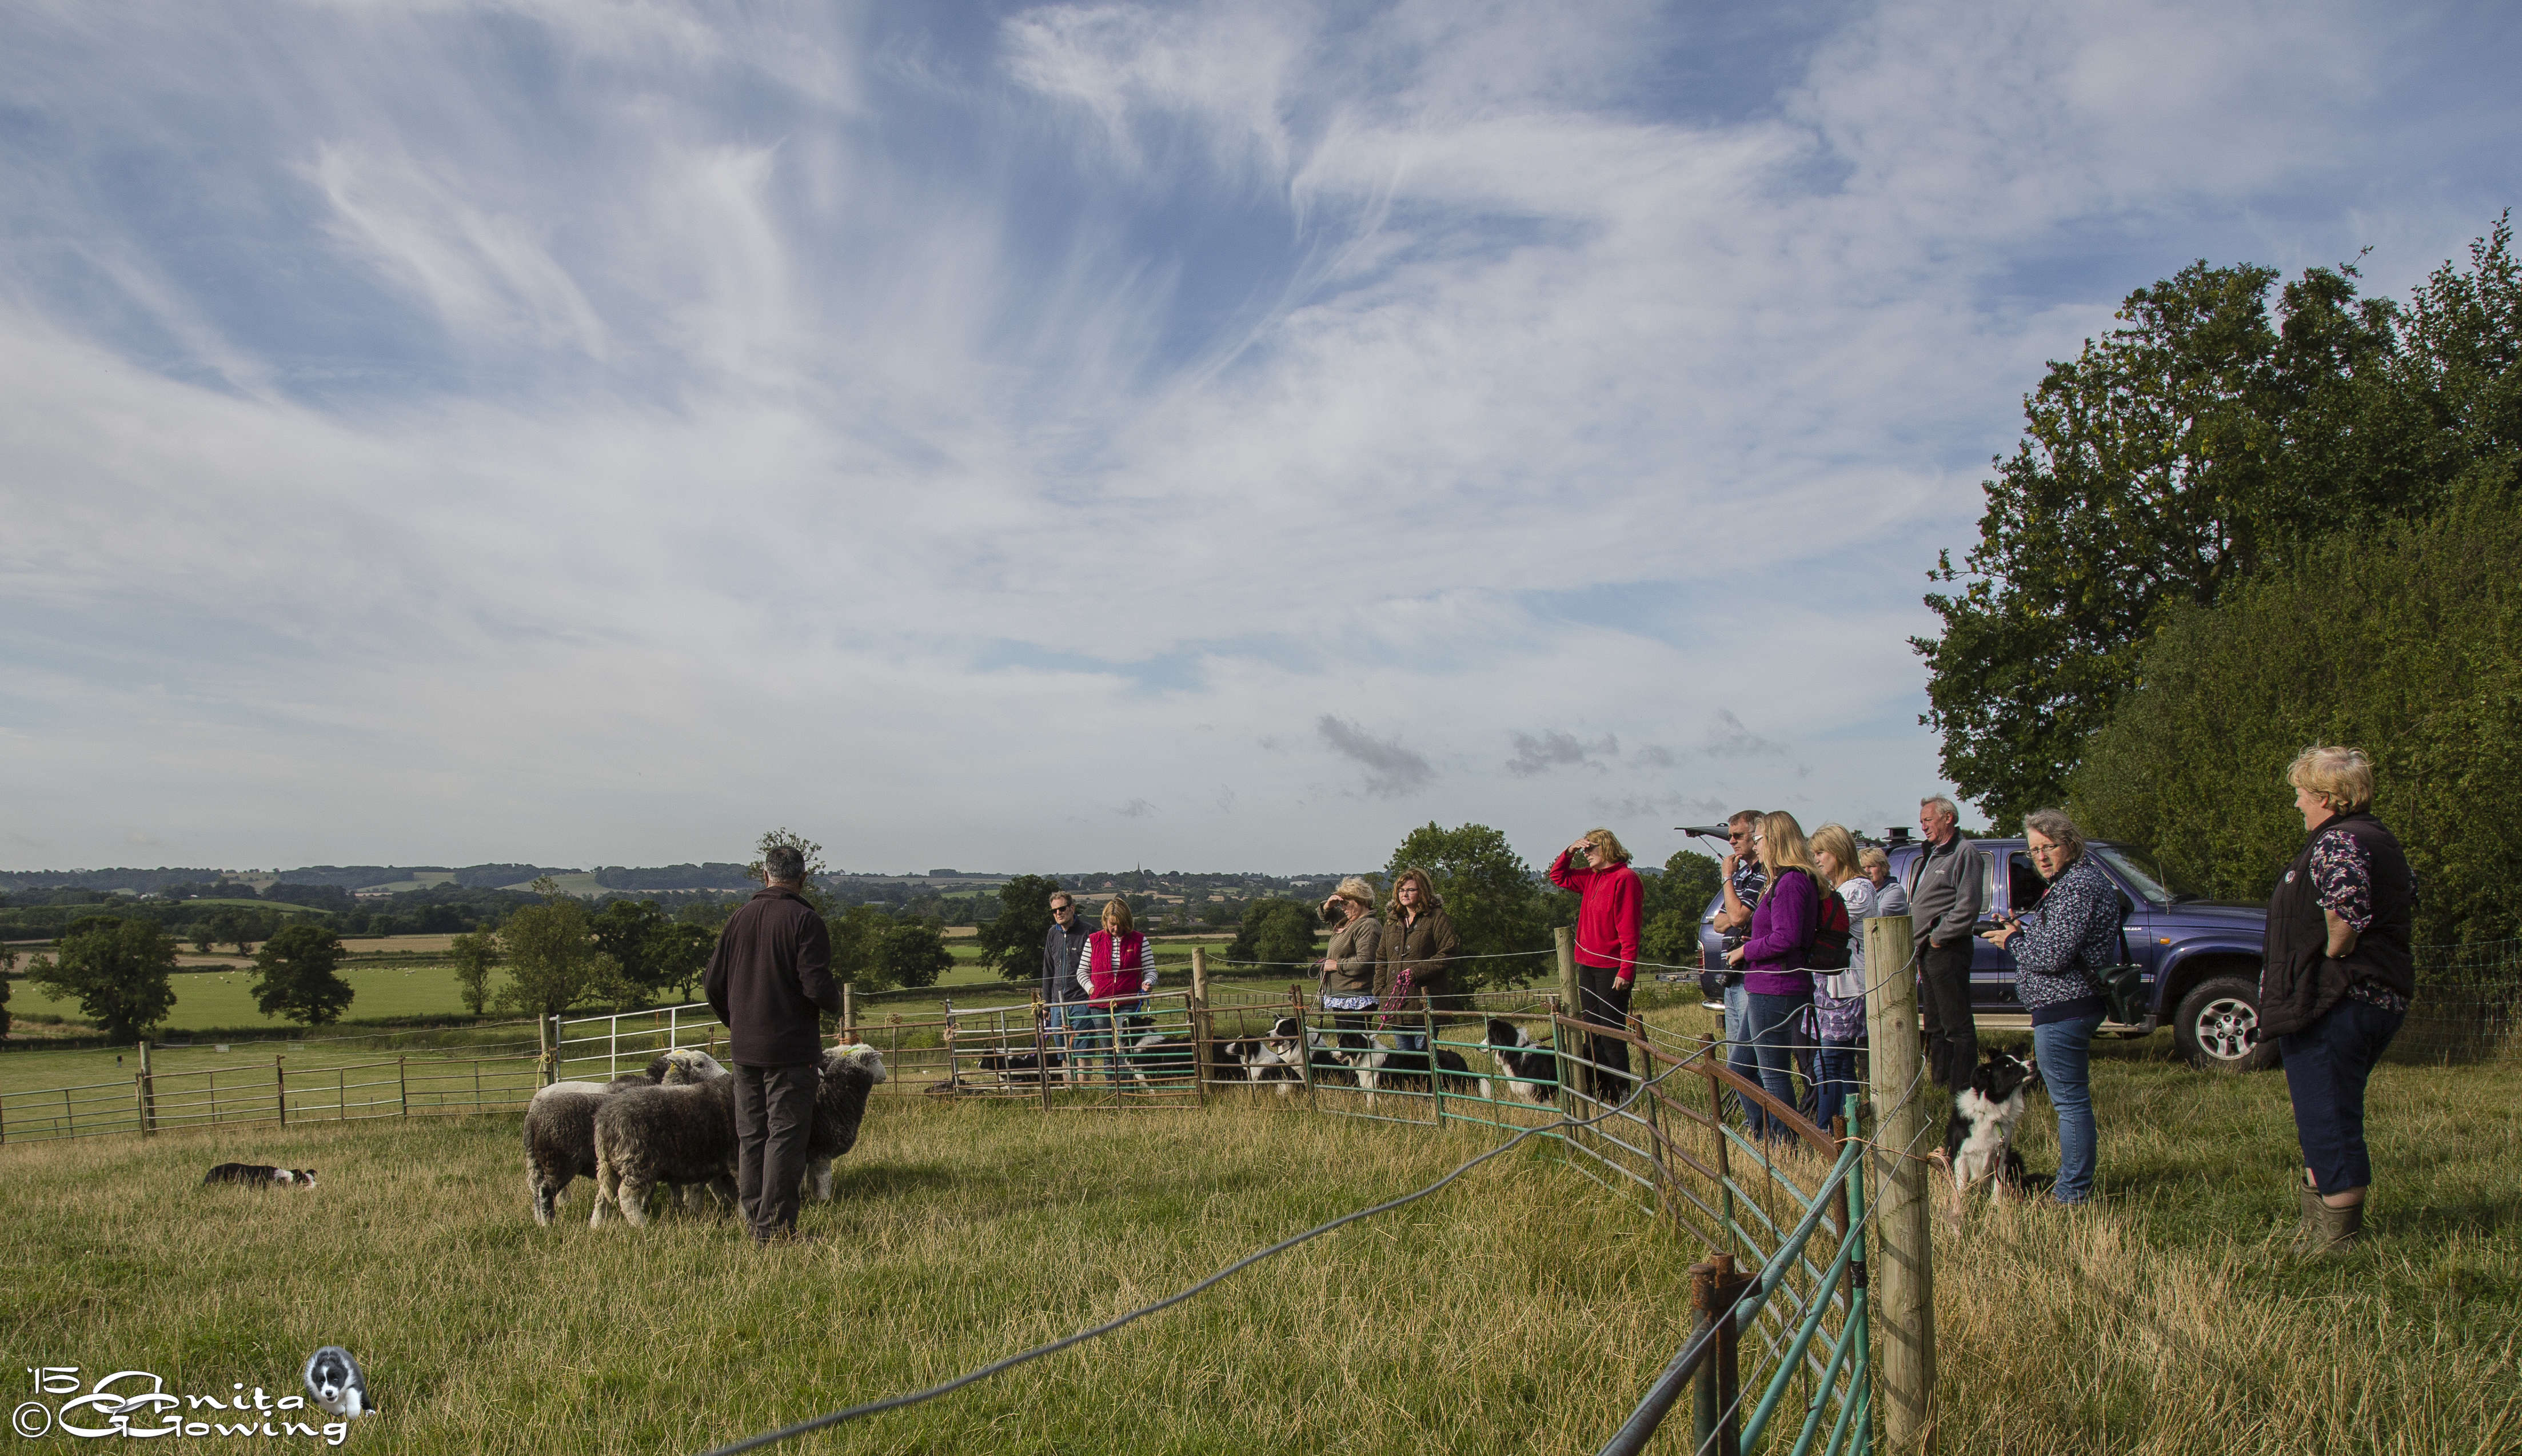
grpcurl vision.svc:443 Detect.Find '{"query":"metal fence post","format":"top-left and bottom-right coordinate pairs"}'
top-left (1690, 1252), bottom-right (1751, 1456)
top-left (1863, 912), bottom-right (1935, 1453)
top-left (1423, 1000), bottom-right (1444, 1127)
top-left (1033, 995), bottom-right (1052, 1113)
top-left (608, 1012), bottom-right (618, 1080)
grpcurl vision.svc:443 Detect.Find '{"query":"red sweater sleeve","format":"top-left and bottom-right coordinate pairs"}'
top-left (1610, 867), bottom-right (1641, 978)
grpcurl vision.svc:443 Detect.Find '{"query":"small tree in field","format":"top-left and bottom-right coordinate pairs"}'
top-left (447, 931), bottom-right (502, 1016)
top-left (494, 881), bottom-right (621, 1019)
top-left (251, 922), bottom-right (355, 1027)
top-left (977, 874), bottom-right (1063, 984)
top-left (33, 916), bottom-right (178, 1042)
top-left (1225, 899), bottom-right (1319, 968)
top-left (1385, 822), bottom-right (1550, 990)
top-left (878, 919), bottom-right (955, 990)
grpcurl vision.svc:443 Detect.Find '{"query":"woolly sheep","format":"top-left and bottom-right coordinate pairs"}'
top-left (522, 1047), bottom-right (726, 1226)
top-left (590, 1043), bottom-right (889, 1227)
top-left (801, 1043), bottom-right (888, 1200)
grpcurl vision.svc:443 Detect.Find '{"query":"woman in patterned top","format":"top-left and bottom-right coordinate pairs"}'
top-left (1982, 808), bottom-right (2119, 1206)
top-left (2261, 746), bottom-right (2415, 1255)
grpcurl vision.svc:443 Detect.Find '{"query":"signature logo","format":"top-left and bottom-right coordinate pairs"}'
top-left (17, 1369), bottom-right (349, 1444)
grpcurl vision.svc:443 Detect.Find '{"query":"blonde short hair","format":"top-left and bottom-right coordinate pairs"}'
top-left (2288, 746), bottom-right (2376, 815)
top-left (1099, 897), bottom-right (1135, 935)
top-left (1581, 828), bottom-right (1633, 865)
top-left (1810, 823), bottom-right (1861, 886)
top-left (1857, 847), bottom-right (1891, 873)
top-left (1756, 811), bottom-right (1820, 882)
top-left (1332, 877), bottom-right (1377, 909)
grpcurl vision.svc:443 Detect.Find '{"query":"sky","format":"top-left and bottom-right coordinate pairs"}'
top-left (2, 0), bottom-right (2516, 877)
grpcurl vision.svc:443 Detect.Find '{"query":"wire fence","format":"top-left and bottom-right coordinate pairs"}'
top-left (2397, 938), bottom-right (2522, 1063)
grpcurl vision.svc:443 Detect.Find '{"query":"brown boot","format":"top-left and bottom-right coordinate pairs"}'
top-left (2303, 1196), bottom-right (2365, 1256)
top-left (2290, 1183), bottom-right (2325, 1255)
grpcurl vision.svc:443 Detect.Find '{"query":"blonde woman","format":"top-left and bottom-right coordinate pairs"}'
top-left (1071, 898), bottom-right (1155, 1083)
top-left (1316, 878), bottom-right (1381, 1034)
top-left (1549, 827), bottom-right (1644, 1098)
top-left (1375, 868), bottom-right (1459, 1054)
top-left (1810, 824), bottom-right (1877, 1127)
top-left (2262, 747), bottom-right (2415, 1254)
top-left (1723, 811), bottom-right (1822, 1143)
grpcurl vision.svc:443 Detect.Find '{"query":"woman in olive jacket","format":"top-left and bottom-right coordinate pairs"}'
top-left (1316, 877), bottom-right (1382, 1034)
top-left (1375, 867), bottom-right (1460, 1054)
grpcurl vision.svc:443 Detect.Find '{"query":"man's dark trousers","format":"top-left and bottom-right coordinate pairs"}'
top-left (734, 1062), bottom-right (819, 1242)
top-left (1918, 939), bottom-right (1977, 1090)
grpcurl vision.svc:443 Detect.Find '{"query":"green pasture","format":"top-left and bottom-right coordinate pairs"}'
top-left (1, 1039), bottom-right (2514, 1453)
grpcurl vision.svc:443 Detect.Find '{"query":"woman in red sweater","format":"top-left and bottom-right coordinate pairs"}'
top-left (1549, 828), bottom-right (1643, 1100)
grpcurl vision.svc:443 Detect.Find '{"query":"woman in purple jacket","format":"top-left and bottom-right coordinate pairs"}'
top-left (1725, 811), bottom-right (1821, 1144)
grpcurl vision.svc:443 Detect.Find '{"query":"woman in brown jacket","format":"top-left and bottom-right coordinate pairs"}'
top-left (1376, 867), bottom-right (1460, 1054)
top-left (1316, 877), bottom-right (1382, 1034)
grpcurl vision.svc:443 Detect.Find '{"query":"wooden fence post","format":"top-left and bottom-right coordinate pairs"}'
top-left (274, 1056), bottom-right (288, 1127)
top-left (537, 1015), bottom-right (554, 1087)
top-left (398, 1055), bottom-right (409, 1118)
top-left (1689, 1253), bottom-right (1751, 1456)
top-left (1190, 948), bottom-right (1214, 1094)
top-left (1864, 912), bottom-right (1936, 1453)
top-left (137, 1040), bottom-right (156, 1137)
top-left (841, 984), bottom-right (856, 1044)
top-left (1555, 927), bottom-right (1583, 1101)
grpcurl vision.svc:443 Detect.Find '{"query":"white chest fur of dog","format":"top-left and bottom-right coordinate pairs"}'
top-left (1942, 1050), bottom-right (2038, 1216)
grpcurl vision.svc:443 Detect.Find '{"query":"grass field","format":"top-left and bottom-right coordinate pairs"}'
top-left (1, 1023), bottom-right (2513, 1454)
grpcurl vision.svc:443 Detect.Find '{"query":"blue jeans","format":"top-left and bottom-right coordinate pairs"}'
top-left (1723, 980), bottom-right (1756, 1118)
top-left (2032, 1012), bottom-right (2105, 1204)
top-left (2281, 996), bottom-right (2405, 1194)
top-left (1813, 1037), bottom-right (1864, 1132)
top-left (1744, 991), bottom-right (1812, 1143)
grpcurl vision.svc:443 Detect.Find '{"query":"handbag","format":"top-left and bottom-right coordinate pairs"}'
top-left (2100, 962), bottom-right (2148, 1026)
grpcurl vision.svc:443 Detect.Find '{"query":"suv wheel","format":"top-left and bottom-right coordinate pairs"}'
top-left (2173, 974), bottom-right (2278, 1071)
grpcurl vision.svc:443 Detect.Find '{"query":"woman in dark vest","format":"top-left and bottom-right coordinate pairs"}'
top-left (2261, 746), bottom-right (2415, 1255)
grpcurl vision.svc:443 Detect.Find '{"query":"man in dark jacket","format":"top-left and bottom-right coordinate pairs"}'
top-left (1904, 794), bottom-right (1986, 1091)
top-left (704, 845), bottom-right (840, 1244)
top-left (1041, 890), bottom-right (1094, 1082)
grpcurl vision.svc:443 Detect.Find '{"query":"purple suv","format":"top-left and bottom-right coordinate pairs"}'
top-left (1697, 837), bottom-right (2273, 1070)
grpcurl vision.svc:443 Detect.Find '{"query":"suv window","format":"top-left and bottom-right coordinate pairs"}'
top-left (2090, 845), bottom-right (2176, 908)
top-left (2006, 853), bottom-right (2046, 915)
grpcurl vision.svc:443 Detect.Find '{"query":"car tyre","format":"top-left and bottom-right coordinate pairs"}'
top-left (2173, 974), bottom-right (2279, 1071)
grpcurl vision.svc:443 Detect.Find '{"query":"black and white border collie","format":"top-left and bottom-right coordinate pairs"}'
top-left (1482, 1018), bottom-right (1559, 1105)
top-left (302, 1346), bottom-right (374, 1419)
top-left (1941, 1048), bottom-right (2038, 1216)
top-left (1331, 1036), bottom-right (1487, 1107)
top-left (203, 1163), bottom-right (316, 1188)
top-left (976, 1047), bottom-right (1064, 1086)
top-left (1219, 1024), bottom-right (1304, 1094)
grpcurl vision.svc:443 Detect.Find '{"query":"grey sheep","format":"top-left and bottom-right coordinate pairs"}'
top-left (801, 1043), bottom-right (888, 1200)
top-left (522, 1047), bottom-right (725, 1226)
top-left (590, 1043), bottom-right (888, 1227)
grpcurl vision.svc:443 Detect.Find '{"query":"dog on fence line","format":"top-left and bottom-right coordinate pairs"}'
top-left (1122, 1031), bottom-right (1198, 1089)
top-left (203, 1163), bottom-right (317, 1188)
top-left (302, 1346), bottom-right (374, 1419)
top-left (1216, 1035), bottom-right (1303, 1093)
top-left (1941, 1048), bottom-right (2039, 1217)
top-left (1331, 1036), bottom-right (1489, 1107)
top-left (976, 1047), bottom-right (1064, 1087)
top-left (1482, 1018), bottom-right (1560, 1105)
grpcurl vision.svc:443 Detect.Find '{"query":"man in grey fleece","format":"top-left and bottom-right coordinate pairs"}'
top-left (1904, 795), bottom-right (1986, 1092)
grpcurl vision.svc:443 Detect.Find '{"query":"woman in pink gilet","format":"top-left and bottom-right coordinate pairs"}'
top-left (1071, 897), bottom-right (1156, 1084)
